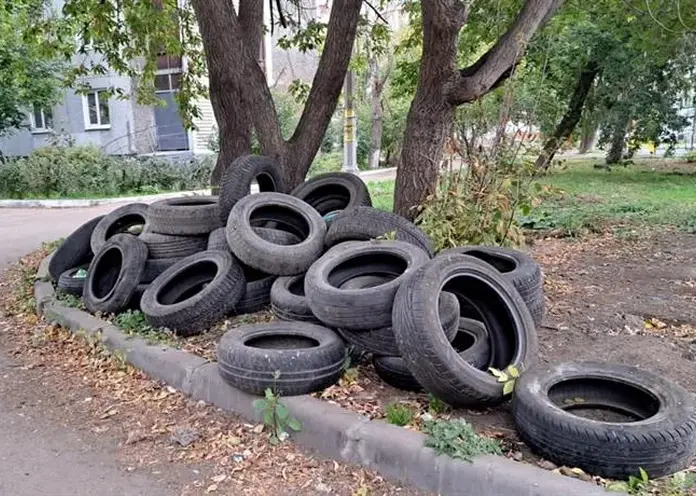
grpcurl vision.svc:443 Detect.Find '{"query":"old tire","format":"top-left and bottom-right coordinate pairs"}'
top-left (512, 361), bottom-right (696, 479)
top-left (440, 246), bottom-right (544, 327)
top-left (219, 155), bottom-right (286, 224)
top-left (372, 356), bottom-right (422, 392)
top-left (305, 240), bottom-right (430, 331)
top-left (207, 228), bottom-right (229, 251)
top-left (148, 196), bottom-right (221, 235)
top-left (392, 254), bottom-right (538, 407)
top-left (270, 274), bottom-right (321, 324)
top-left (48, 215), bottom-right (104, 280)
top-left (141, 258), bottom-right (181, 284)
top-left (90, 203), bottom-right (148, 254)
top-left (57, 266), bottom-right (89, 296)
top-left (127, 284), bottom-right (149, 310)
top-left (232, 272), bottom-right (276, 315)
top-left (226, 193), bottom-right (326, 276)
top-left (217, 322), bottom-right (345, 396)
top-left (141, 250), bottom-right (246, 336)
top-left (83, 234), bottom-right (148, 314)
top-left (337, 292), bottom-right (460, 357)
top-left (325, 207), bottom-right (433, 257)
top-left (139, 232), bottom-right (207, 259)
top-left (290, 172), bottom-right (372, 221)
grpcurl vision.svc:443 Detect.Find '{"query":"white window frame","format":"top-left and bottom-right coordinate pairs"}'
top-left (30, 105), bottom-right (53, 133)
top-left (82, 90), bottom-right (111, 130)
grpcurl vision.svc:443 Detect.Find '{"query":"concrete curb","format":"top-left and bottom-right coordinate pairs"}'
top-left (0, 190), bottom-right (211, 209)
top-left (33, 255), bottom-right (616, 496)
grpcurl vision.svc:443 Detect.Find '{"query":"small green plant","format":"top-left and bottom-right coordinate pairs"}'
top-left (55, 291), bottom-right (85, 309)
top-left (253, 374), bottom-right (302, 445)
top-left (384, 402), bottom-right (414, 426)
top-left (685, 150), bottom-right (696, 163)
top-left (488, 365), bottom-right (521, 395)
top-left (113, 310), bottom-right (173, 344)
top-left (376, 230), bottom-right (397, 241)
top-left (427, 394), bottom-right (449, 415)
top-left (423, 418), bottom-right (502, 461)
top-left (606, 468), bottom-right (650, 494)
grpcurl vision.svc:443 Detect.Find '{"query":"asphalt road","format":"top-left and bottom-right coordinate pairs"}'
top-left (0, 202), bottom-right (181, 496)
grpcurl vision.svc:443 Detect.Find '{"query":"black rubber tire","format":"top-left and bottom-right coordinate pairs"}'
top-left (305, 240), bottom-right (430, 331)
top-left (139, 232), bottom-right (207, 259)
top-left (148, 196), bottom-right (221, 235)
top-left (270, 274), bottom-right (321, 324)
top-left (48, 215), bottom-right (103, 281)
top-left (513, 360), bottom-right (696, 479)
top-left (217, 322), bottom-right (345, 396)
top-left (57, 265), bottom-right (89, 296)
top-left (232, 274), bottom-right (276, 315)
top-left (325, 207), bottom-right (434, 257)
top-left (290, 172), bottom-right (372, 221)
top-left (452, 318), bottom-right (491, 370)
top-left (141, 258), bottom-right (181, 284)
top-left (336, 292), bottom-right (460, 357)
top-left (252, 227), bottom-right (302, 246)
top-left (440, 246), bottom-right (544, 327)
top-left (219, 155), bottom-right (286, 224)
top-left (90, 203), bottom-right (149, 254)
top-left (141, 250), bottom-right (246, 336)
top-left (226, 193), bottom-right (326, 276)
top-left (207, 228), bottom-right (229, 251)
top-left (372, 356), bottom-right (422, 392)
top-left (83, 234), bottom-right (148, 314)
top-left (392, 253), bottom-right (538, 407)
top-left (127, 284), bottom-right (149, 310)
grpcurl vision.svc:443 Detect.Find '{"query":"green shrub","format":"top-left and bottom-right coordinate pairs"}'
top-left (685, 150), bottom-right (696, 163)
top-left (384, 402), bottom-right (414, 426)
top-left (307, 151), bottom-right (342, 177)
top-left (0, 145), bottom-right (214, 199)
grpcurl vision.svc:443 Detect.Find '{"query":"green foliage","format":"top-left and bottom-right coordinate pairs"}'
top-left (367, 180), bottom-right (395, 212)
top-left (384, 402), bottom-right (414, 427)
top-left (685, 151), bottom-right (696, 164)
top-left (252, 382), bottom-right (301, 445)
top-left (307, 152), bottom-right (342, 178)
top-left (55, 291), bottom-right (85, 310)
top-left (427, 395), bottom-right (449, 415)
top-left (607, 468), bottom-right (696, 495)
top-left (113, 310), bottom-right (173, 344)
top-left (423, 418), bottom-right (502, 462)
top-left (0, 146), bottom-right (213, 199)
top-left (0, 0), bottom-right (64, 136)
top-left (489, 365), bottom-right (521, 396)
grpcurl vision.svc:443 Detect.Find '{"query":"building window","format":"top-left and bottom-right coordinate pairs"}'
top-left (31, 105), bottom-right (53, 132)
top-left (83, 90), bottom-right (110, 129)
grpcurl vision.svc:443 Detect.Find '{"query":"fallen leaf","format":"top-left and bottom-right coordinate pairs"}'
top-left (205, 483), bottom-right (218, 493)
top-left (211, 474), bottom-right (227, 483)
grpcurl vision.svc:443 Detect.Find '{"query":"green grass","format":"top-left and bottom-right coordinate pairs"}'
top-left (367, 180), bottom-right (394, 211)
top-left (524, 160), bottom-right (696, 235)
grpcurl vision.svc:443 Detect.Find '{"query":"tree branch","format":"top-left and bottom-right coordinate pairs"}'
top-left (447, 0), bottom-right (565, 106)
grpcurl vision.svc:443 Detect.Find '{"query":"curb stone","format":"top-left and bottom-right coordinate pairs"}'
top-left (33, 254), bottom-right (619, 496)
top-left (0, 190), bottom-right (212, 209)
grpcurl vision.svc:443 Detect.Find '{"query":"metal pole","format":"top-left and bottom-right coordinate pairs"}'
top-left (342, 69), bottom-right (358, 174)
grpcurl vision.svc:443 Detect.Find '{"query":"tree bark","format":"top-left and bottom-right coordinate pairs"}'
top-left (368, 57), bottom-right (384, 169)
top-left (535, 60), bottom-right (599, 170)
top-left (395, 0), bottom-right (564, 219)
top-left (606, 111), bottom-right (630, 164)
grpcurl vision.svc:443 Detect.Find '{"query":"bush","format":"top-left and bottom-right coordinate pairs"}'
top-left (0, 146), bottom-right (214, 199)
top-left (685, 150), bottom-right (696, 163)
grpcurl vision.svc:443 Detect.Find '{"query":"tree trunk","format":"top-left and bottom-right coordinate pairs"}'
top-left (368, 57), bottom-right (384, 169)
top-left (606, 111), bottom-right (630, 164)
top-left (535, 61), bottom-right (599, 169)
top-left (579, 117), bottom-right (598, 153)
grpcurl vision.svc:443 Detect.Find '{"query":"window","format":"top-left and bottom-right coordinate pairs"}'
top-left (83, 90), bottom-right (110, 129)
top-left (31, 105), bottom-right (53, 132)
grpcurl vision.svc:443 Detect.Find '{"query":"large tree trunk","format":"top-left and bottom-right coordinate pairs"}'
top-left (368, 57), bottom-right (384, 169)
top-left (606, 111), bottom-right (631, 164)
top-left (395, 0), bottom-right (564, 218)
top-left (535, 61), bottom-right (599, 170)
top-left (579, 117), bottom-right (598, 153)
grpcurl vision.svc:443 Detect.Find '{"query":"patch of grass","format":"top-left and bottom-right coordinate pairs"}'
top-left (384, 402), bottom-right (414, 426)
top-left (55, 291), bottom-right (85, 310)
top-left (367, 180), bottom-right (394, 212)
top-left (525, 160), bottom-right (696, 235)
top-left (606, 469), bottom-right (696, 495)
top-left (427, 395), bottom-right (449, 415)
top-left (423, 418), bottom-right (502, 461)
top-left (112, 310), bottom-right (175, 345)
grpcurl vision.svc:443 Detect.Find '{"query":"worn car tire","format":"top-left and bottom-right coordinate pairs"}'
top-left (148, 196), bottom-right (221, 235)
top-left (513, 361), bottom-right (696, 479)
top-left (219, 155), bottom-right (286, 223)
top-left (227, 193), bottom-right (326, 276)
top-left (290, 172), bottom-right (372, 221)
top-left (372, 356), bottom-right (422, 392)
top-left (305, 240), bottom-right (429, 331)
top-left (83, 234), bottom-right (148, 314)
top-left (90, 203), bottom-right (149, 254)
top-left (270, 274), bottom-right (321, 323)
top-left (141, 258), bottom-right (181, 284)
top-left (325, 207), bottom-right (434, 257)
top-left (217, 322), bottom-right (345, 396)
top-left (392, 254), bottom-right (538, 407)
top-left (440, 246), bottom-right (544, 327)
top-left (139, 232), bottom-right (207, 259)
top-left (57, 266), bottom-right (89, 296)
top-left (207, 228), bottom-right (229, 251)
top-left (127, 284), bottom-right (149, 310)
top-left (337, 292), bottom-right (460, 357)
top-left (232, 271), bottom-right (276, 315)
top-left (48, 215), bottom-right (104, 281)
top-left (141, 250), bottom-right (245, 336)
